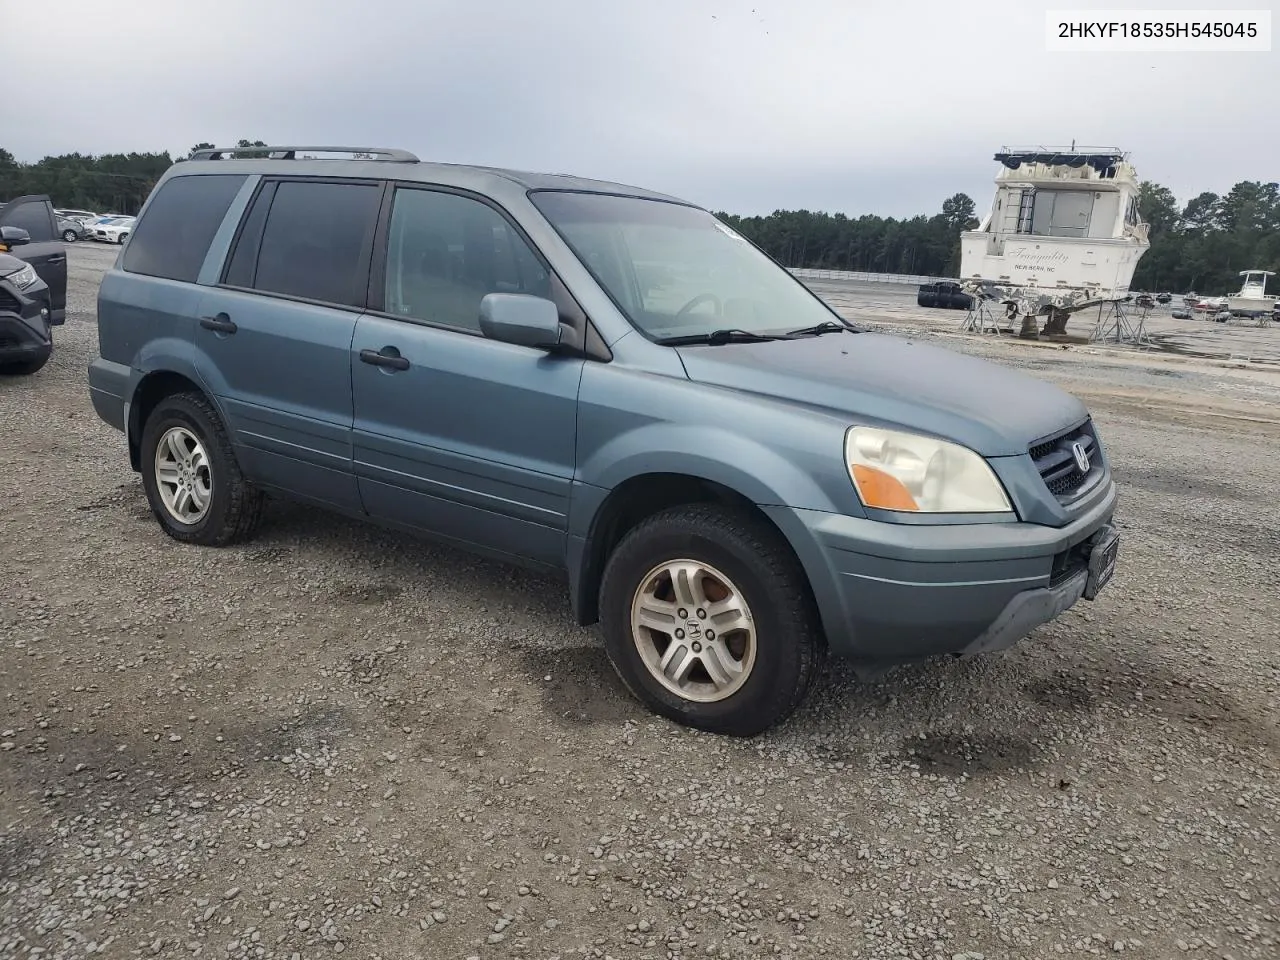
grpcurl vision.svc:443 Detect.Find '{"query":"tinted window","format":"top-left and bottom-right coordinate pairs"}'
top-left (122, 174), bottom-right (247, 282)
top-left (222, 182), bottom-right (275, 289)
top-left (252, 180), bottom-right (381, 307)
top-left (384, 188), bottom-right (550, 331)
top-left (0, 200), bottom-right (56, 242)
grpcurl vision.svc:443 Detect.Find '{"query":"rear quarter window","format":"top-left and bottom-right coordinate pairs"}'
top-left (122, 174), bottom-right (248, 283)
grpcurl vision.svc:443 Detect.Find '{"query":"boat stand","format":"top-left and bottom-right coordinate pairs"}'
top-left (1090, 300), bottom-right (1152, 347)
top-left (960, 299), bottom-right (1007, 335)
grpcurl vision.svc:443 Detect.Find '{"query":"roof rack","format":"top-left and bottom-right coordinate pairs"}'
top-left (189, 145), bottom-right (419, 163)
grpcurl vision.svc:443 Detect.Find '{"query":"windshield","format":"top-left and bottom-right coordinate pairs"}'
top-left (529, 191), bottom-right (843, 341)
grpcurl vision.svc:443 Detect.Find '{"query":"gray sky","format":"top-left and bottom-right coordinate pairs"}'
top-left (8, 0), bottom-right (1276, 218)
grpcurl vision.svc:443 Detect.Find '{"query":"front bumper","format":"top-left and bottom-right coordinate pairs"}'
top-left (764, 478), bottom-right (1118, 665)
top-left (0, 285), bottom-right (52, 363)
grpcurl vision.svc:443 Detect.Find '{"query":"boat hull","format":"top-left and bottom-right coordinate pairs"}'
top-left (1227, 295), bottom-right (1277, 316)
top-left (959, 234), bottom-right (1149, 315)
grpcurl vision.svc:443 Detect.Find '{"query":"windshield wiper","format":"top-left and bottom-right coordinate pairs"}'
top-left (783, 320), bottom-right (855, 337)
top-left (655, 328), bottom-right (788, 346)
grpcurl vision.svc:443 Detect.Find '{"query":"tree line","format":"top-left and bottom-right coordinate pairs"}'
top-left (3, 143), bottom-right (1276, 297)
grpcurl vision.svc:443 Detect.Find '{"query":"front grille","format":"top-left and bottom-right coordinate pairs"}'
top-left (1030, 420), bottom-right (1100, 500)
top-left (0, 289), bottom-right (20, 314)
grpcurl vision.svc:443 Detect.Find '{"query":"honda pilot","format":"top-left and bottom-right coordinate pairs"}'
top-left (88, 145), bottom-right (1121, 736)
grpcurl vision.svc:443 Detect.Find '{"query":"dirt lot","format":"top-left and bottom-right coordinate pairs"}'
top-left (2, 244), bottom-right (1278, 960)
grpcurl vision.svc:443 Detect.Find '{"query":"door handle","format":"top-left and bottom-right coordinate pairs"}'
top-left (360, 347), bottom-right (410, 371)
top-left (200, 314), bottom-right (238, 334)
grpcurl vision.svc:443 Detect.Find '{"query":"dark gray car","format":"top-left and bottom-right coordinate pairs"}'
top-left (87, 145), bottom-right (1120, 736)
top-left (0, 195), bottom-right (68, 324)
top-left (0, 251), bottom-right (54, 374)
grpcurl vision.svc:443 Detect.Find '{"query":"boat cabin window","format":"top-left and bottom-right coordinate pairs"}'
top-left (1125, 196), bottom-right (1140, 226)
top-left (1027, 189), bottom-right (1092, 238)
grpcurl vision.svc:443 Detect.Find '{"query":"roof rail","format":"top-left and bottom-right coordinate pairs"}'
top-left (188, 145), bottom-right (419, 163)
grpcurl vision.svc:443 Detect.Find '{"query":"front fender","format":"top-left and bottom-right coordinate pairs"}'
top-left (576, 421), bottom-right (859, 521)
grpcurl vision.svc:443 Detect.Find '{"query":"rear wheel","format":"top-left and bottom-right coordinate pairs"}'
top-left (139, 392), bottom-right (264, 546)
top-left (598, 504), bottom-right (823, 737)
top-left (62, 229), bottom-right (78, 242)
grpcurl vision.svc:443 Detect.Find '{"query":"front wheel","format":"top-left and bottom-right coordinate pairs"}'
top-left (117, 233), bottom-right (128, 244)
top-left (139, 392), bottom-right (264, 546)
top-left (598, 504), bottom-right (823, 737)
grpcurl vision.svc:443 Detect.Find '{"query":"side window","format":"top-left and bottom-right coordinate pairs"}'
top-left (251, 180), bottom-right (382, 308)
top-left (1, 201), bottom-right (56, 242)
top-left (122, 174), bottom-right (247, 283)
top-left (384, 188), bottom-right (551, 331)
top-left (222, 182), bottom-right (275, 289)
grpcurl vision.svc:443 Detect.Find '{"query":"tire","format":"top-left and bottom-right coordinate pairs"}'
top-left (62, 230), bottom-right (78, 242)
top-left (139, 391), bottom-right (264, 546)
top-left (0, 352), bottom-right (51, 376)
top-left (118, 233), bottom-right (128, 244)
top-left (598, 503), bottom-right (823, 737)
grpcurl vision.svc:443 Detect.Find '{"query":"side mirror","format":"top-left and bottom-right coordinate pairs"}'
top-left (0, 225), bottom-right (32, 250)
top-left (479, 293), bottom-right (563, 350)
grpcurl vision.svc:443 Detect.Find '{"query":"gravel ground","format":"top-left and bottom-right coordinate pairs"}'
top-left (2, 243), bottom-right (1278, 960)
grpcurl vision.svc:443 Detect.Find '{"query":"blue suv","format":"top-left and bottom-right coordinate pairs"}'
top-left (88, 145), bottom-right (1120, 736)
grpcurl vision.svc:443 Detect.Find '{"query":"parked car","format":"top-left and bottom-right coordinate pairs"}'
top-left (88, 145), bottom-right (1121, 736)
top-left (917, 280), bottom-right (974, 310)
top-left (0, 195), bottom-right (68, 327)
top-left (0, 251), bottom-right (54, 375)
top-left (91, 216), bottom-right (136, 244)
top-left (56, 215), bottom-right (90, 242)
top-left (55, 208), bottom-right (99, 224)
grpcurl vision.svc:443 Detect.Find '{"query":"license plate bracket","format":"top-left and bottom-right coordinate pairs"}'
top-left (1084, 527), bottom-right (1120, 601)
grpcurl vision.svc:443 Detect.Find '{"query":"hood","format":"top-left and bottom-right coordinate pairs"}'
top-left (675, 331), bottom-right (1088, 457)
top-left (0, 252), bottom-right (29, 278)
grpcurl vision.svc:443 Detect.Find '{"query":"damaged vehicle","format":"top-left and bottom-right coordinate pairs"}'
top-left (88, 145), bottom-right (1121, 736)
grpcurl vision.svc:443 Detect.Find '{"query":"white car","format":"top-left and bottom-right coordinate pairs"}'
top-left (92, 217), bottom-right (137, 244)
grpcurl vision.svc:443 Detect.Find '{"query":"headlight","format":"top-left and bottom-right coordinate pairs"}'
top-left (6, 263), bottom-right (38, 291)
top-left (845, 426), bottom-right (1012, 514)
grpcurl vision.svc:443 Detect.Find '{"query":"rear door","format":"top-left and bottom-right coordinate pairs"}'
top-left (0, 196), bottom-right (67, 323)
top-left (194, 177), bottom-right (384, 512)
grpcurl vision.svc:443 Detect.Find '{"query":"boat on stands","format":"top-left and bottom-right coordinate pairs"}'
top-left (1227, 270), bottom-right (1276, 317)
top-left (959, 146), bottom-right (1151, 335)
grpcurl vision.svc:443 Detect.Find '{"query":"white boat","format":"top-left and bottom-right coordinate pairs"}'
top-left (1227, 270), bottom-right (1276, 316)
top-left (959, 146), bottom-right (1151, 329)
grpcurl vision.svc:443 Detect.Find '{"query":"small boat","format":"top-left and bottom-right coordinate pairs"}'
top-left (1155, 292), bottom-right (1172, 304)
top-left (1227, 270), bottom-right (1277, 317)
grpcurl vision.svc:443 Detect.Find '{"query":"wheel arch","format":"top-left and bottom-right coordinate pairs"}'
top-left (127, 370), bottom-right (215, 471)
top-left (570, 471), bottom-right (816, 629)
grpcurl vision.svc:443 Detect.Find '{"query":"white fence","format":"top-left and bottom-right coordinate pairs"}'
top-left (788, 267), bottom-right (957, 287)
